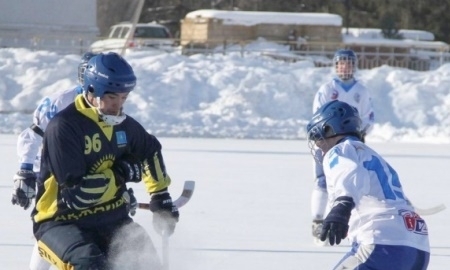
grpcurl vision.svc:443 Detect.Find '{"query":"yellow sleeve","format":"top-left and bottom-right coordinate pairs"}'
top-left (142, 152), bottom-right (171, 193)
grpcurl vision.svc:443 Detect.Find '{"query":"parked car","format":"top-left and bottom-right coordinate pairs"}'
top-left (90, 22), bottom-right (175, 53)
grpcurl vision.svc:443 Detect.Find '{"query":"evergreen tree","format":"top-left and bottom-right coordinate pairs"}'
top-left (380, 12), bottom-right (403, 39)
top-left (98, 0), bottom-right (450, 43)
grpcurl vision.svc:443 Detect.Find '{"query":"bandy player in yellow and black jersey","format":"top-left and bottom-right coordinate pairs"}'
top-left (31, 52), bottom-right (179, 270)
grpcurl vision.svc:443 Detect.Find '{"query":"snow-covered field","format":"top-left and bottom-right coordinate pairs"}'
top-left (1, 135), bottom-right (448, 269)
top-left (2, 43), bottom-right (450, 268)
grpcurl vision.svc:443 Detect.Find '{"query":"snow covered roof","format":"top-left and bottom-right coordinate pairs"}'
top-left (343, 36), bottom-right (449, 50)
top-left (343, 28), bottom-right (435, 41)
top-left (185, 9), bottom-right (342, 26)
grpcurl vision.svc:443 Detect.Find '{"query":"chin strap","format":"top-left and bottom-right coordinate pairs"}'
top-left (101, 114), bottom-right (127, 126)
top-left (94, 97), bottom-right (127, 125)
top-left (83, 92), bottom-right (126, 125)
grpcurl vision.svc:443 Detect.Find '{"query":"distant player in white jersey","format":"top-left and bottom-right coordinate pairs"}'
top-left (306, 100), bottom-right (430, 269)
top-left (310, 49), bottom-right (375, 244)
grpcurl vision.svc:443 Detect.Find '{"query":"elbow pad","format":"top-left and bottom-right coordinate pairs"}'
top-left (61, 174), bottom-right (109, 210)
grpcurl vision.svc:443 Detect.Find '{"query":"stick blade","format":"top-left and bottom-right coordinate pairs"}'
top-left (414, 204), bottom-right (446, 216)
top-left (137, 180), bottom-right (196, 210)
top-left (173, 180), bottom-right (195, 208)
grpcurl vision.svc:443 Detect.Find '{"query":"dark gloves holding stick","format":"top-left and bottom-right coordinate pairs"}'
top-left (320, 196), bottom-right (355, 246)
top-left (114, 154), bottom-right (179, 234)
top-left (11, 169), bottom-right (37, 210)
top-left (149, 189), bottom-right (179, 236)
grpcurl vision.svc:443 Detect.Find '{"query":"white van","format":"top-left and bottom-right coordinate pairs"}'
top-left (90, 22), bottom-right (174, 53)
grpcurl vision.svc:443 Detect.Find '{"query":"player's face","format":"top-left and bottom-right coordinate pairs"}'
top-left (336, 60), bottom-right (354, 80)
top-left (98, 92), bottom-right (129, 115)
top-left (315, 137), bottom-right (336, 155)
top-left (315, 139), bottom-right (327, 151)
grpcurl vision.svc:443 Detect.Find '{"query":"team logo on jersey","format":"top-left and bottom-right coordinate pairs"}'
top-left (116, 131), bottom-right (127, 147)
top-left (399, 210), bottom-right (428, 235)
top-left (354, 93), bottom-right (361, 103)
top-left (331, 90), bottom-right (339, 100)
top-left (37, 97), bottom-right (58, 120)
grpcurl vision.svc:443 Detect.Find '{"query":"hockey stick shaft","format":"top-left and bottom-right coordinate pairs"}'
top-left (161, 230), bottom-right (170, 270)
top-left (138, 180), bottom-right (195, 270)
top-left (137, 203), bottom-right (152, 210)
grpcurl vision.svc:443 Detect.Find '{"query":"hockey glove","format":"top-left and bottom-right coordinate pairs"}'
top-left (122, 188), bottom-right (138, 216)
top-left (11, 170), bottom-right (37, 210)
top-left (61, 176), bottom-right (109, 210)
top-left (149, 189), bottom-right (179, 236)
top-left (113, 154), bottom-right (143, 185)
top-left (320, 196), bottom-right (355, 246)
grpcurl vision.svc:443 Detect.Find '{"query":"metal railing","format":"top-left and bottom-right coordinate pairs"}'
top-left (180, 39), bottom-right (450, 71)
top-left (1, 34), bottom-right (449, 71)
top-left (0, 33), bottom-right (95, 55)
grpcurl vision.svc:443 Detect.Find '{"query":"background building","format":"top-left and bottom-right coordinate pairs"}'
top-left (0, 0), bottom-right (98, 54)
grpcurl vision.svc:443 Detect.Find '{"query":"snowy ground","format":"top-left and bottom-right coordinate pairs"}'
top-left (1, 135), bottom-right (448, 269)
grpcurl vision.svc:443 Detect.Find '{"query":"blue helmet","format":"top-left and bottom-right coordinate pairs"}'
top-left (83, 52), bottom-right (136, 98)
top-left (334, 49), bottom-right (357, 63)
top-left (307, 100), bottom-right (362, 141)
top-left (333, 49), bottom-right (357, 80)
top-left (78, 52), bottom-right (98, 85)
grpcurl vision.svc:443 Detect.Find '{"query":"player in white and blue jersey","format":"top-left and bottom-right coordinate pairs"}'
top-left (13, 52), bottom-right (96, 182)
top-left (306, 100), bottom-right (429, 270)
top-left (310, 49), bottom-right (375, 244)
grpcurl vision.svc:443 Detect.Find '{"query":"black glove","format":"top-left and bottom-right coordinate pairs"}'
top-left (320, 196), bottom-right (355, 246)
top-left (149, 189), bottom-right (179, 236)
top-left (123, 188), bottom-right (138, 216)
top-left (113, 154), bottom-right (142, 185)
top-left (11, 170), bottom-right (37, 210)
top-left (61, 177), bottom-right (109, 210)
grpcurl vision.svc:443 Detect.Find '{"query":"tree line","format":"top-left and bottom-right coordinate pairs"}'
top-left (97, 0), bottom-right (450, 43)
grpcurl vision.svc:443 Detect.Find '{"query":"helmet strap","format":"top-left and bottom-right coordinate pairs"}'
top-left (82, 92), bottom-right (126, 125)
top-left (94, 96), bottom-right (126, 126)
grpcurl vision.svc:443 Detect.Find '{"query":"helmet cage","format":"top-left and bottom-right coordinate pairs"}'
top-left (78, 63), bottom-right (88, 85)
top-left (78, 52), bottom-right (98, 85)
top-left (333, 49), bottom-right (357, 81)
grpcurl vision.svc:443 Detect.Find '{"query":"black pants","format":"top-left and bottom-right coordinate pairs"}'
top-left (36, 218), bottom-right (161, 269)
